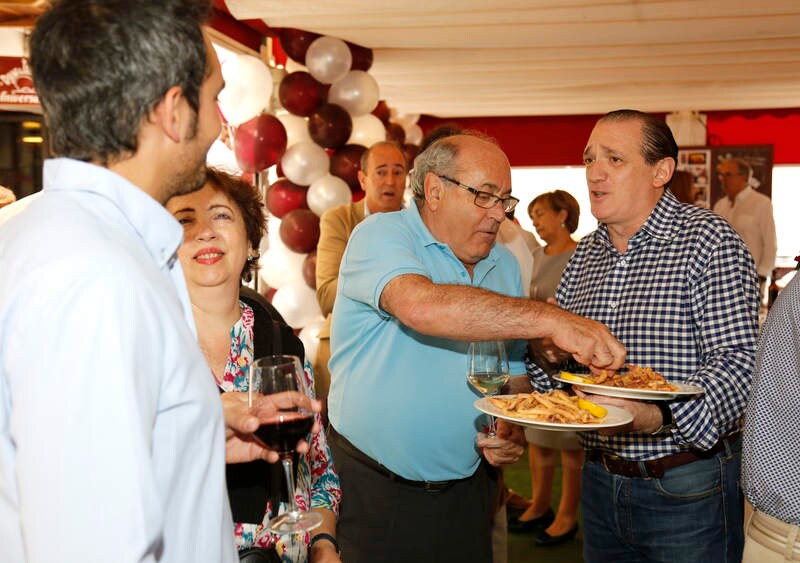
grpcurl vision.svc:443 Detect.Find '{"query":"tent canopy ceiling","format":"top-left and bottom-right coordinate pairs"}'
top-left (223, 0), bottom-right (800, 118)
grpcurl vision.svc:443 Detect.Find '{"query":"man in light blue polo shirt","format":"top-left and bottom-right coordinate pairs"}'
top-left (327, 133), bottom-right (626, 563)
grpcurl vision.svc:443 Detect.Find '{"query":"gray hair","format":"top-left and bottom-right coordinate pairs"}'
top-left (409, 138), bottom-right (460, 203)
top-left (30, 0), bottom-right (210, 165)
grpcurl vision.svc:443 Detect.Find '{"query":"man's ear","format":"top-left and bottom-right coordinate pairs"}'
top-left (653, 157), bottom-right (676, 188)
top-left (357, 169), bottom-right (367, 191)
top-left (423, 172), bottom-right (444, 210)
top-left (151, 85), bottom-right (185, 143)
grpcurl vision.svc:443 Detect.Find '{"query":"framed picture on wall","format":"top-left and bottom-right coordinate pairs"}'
top-left (677, 148), bottom-right (712, 207)
top-left (709, 145), bottom-right (774, 209)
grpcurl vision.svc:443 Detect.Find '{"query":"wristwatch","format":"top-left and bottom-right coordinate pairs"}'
top-left (650, 401), bottom-right (675, 435)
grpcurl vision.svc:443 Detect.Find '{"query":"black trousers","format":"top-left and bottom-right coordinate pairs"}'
top-left (328, 427), bottom-right (493, 563)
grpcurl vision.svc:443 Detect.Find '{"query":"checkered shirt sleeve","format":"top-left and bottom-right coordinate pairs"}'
top-left (527, 191), bottom-right (760, 460)
top-left (742, 273), bottom-right (800, 525)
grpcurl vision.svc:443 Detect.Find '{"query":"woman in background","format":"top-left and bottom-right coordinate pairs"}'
top-left (167, 167), bottom-right (341, 563)
top-left (508, 190), bottom-right (582, 547)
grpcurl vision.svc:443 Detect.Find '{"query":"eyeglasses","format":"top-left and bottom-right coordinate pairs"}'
top-left (436, 174), bottom-right (519, 213)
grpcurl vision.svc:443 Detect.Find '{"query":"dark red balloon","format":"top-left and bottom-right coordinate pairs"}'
top-left (347, 41), bottom-right (374, 72)
top-left (330, 144), bottom-right (366, 190)
top-left (308, 103), bottom-right (353, 149)
top-left (279, 209), bottom-right (320, 254)
top-left (351, 189), bottom-right (366, 202)
top-left (386, 123), bottom-right (406, 145)
top-left (266, 177), bottom-right (309, 218)
top-left (279, 28), bottom-right (321, 64)
top-left (279, 71), bottom-right (326, 117)
top-left (403, 143), bottom-right (420, 169)
top-left (302, 251), bottom-right (317, 290)
top-left (233, 114), bottom-right (288, 173)
top-left (372, 100), bottom-right (391, 126)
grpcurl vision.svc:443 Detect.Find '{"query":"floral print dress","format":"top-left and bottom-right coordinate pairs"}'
top-left (219, 302), bottom-right (341, 562)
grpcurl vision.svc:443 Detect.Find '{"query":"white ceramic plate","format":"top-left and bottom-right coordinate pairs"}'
top-left (474, 396), bottom-right (633, 431)
top-left (552, 375), bottom-right (705, 400)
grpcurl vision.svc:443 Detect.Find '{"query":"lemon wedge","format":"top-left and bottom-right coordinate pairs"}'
top-left (578, 398), bottom-right (607, 418)
top-left (559, 371), bottom-right (596, 385)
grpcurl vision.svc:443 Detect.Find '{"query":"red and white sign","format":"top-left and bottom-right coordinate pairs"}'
top-left (0, 57), bottom-right (39, 107)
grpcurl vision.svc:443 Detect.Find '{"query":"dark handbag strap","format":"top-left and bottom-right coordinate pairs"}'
top-left (270, 320), bottom-right (282, 359)
top-left (238, 546), bottom-right (282, 563)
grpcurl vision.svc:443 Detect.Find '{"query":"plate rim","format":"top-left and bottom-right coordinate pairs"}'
top-left (474, 395), bottom-right (633, 431)
top-left (552, 375), bottom-right (705, 400)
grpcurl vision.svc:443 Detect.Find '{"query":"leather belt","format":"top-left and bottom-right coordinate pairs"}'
top-left (586, 432), bottom-right (741, 479)
top-left (329, 425), bottom-right (471, 493)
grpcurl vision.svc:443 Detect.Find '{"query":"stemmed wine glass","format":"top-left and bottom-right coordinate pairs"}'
top-left (467, 341), bottom-right (510, 438)
top-left (249, 354), bottom-right (323, 534)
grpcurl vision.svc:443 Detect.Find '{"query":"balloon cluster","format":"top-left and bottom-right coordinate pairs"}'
top-left (215, 29), bottom-right (423, 349)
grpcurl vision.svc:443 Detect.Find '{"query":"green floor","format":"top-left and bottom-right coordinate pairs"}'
top-left (504, 450), bottom-right (584, 563)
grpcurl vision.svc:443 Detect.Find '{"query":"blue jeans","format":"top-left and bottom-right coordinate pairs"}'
top-left (582, 439), bottom-right (744, 563)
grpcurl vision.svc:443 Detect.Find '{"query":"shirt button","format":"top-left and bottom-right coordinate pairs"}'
top-left (609, 302), bottom-right (617, 309)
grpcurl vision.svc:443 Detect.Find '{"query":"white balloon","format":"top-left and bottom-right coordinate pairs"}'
top-left (307, 174), bottom-right (352, 216)
top-left (347, 114), bottom-right (386, 147)
top-left (206, 138), bottom-right (242, 175)
top-left (259, 246), bottom-right (305, 289)
top-left (404, 123), bottom-right (423, 146)
top-left (280, 141), bottom-right (330, 186)
top-left (272, 280), bottom-right (322, 329)
top-left (306, 36), bottom-right (352, 85)
top-left (218, 54), bottom-right (273, 126)
top-left (298, 316), bottom-right (326, 365)
top-left (328, 71), bottom-right (380, 116)
top-left (264, 214), bottom-right (284, 248)
top-left (277, 112), bottom-right (312, 148)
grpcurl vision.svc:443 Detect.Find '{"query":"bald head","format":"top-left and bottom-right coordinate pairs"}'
top-left (415, 134), bottom-right (512, 273)
top-left (358, 141), bottom-right (407, 213)
top-left (410, 133), bottom-right (508, 204)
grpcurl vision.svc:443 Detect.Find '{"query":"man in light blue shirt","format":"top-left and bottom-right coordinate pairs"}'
top-left (327, 133), bottom-right (626, 563)
top-left (0, 2), bottom-right (316, 562)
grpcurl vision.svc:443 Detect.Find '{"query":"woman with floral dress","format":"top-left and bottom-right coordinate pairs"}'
top-left (167, 167), bottom-right (341, 563)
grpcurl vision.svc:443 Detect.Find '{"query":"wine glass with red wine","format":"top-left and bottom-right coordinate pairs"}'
top-left (249, 354), bottom-right (323, 534)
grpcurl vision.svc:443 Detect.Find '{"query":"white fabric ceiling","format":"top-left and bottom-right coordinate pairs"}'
top-left (223, 0), bottom-right (800, 118)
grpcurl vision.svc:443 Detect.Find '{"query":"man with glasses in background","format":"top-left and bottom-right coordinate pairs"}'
top-left (325, 132), bottom-right (626, 562)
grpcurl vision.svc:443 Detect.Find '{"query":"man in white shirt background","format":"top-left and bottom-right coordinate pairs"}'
top-left (713, 157), bottom-right (777, 296)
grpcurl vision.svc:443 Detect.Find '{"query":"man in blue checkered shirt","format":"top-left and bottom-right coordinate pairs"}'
top-left (525, 110), bottom-right (759, 561)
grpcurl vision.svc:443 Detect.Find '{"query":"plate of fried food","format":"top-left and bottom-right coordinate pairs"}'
top-left (475, 390), bottom-right (633, 431)
top-left (553, 365), bottom-right (705, 400)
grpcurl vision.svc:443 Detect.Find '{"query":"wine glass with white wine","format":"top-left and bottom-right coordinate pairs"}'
top-left (467, 341), bottom-right (510, 438)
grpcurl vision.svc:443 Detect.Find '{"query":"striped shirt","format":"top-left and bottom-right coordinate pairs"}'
top-left (527, 190), bottom-right (760, 460)
top-left (742, 272), bottom-right (800, 525)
